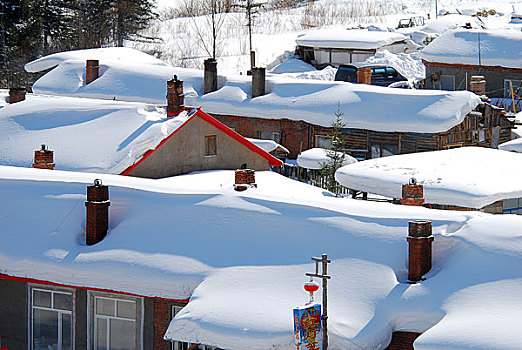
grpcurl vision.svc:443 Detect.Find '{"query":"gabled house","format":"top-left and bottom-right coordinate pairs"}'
top-left (0, 91), bottom-right (281, 178)
top-left (420, 29), bottom-right (522, 100)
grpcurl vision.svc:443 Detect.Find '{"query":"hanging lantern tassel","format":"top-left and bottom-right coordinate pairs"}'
top-left (304, 278), bottom-right (320, 304)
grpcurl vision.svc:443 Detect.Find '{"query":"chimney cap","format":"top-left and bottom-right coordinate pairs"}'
top-left (40, 144), bottom-right (46, 151)
top-left (94, 179), bottom-right (103, 186)
top-left (409, 177), bottom-right (417, 185)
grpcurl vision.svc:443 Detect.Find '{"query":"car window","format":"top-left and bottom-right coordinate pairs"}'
top-left (386, 67), bottom-right (397, 76)
top-left (372, 68), bottom-right (386, 76)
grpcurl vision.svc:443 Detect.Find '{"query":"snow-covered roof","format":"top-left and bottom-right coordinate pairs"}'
top-left (5, 165), bottom-right (522, 350)
top-left (335, 147), bottom-right (522, 208)
top-left (247, 138), bottom-right (289, 154)
top-left (24, 47), bottom-right (167, 73)
top-left (0, 93), bottom-right (279, 173)
top-left (25, 49), bottom-right (481, 134)
top-left (296, 28), bottom-right (407, 49)
top-left (297, 147), bottom-right (357, 170)
top-left (420, 29), bottom-right (522, 69)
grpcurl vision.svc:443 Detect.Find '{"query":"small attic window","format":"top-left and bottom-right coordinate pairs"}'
top-left (205, 135), bottom-right (217, 156)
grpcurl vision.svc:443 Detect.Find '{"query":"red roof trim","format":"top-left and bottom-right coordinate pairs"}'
top-left (0, 273), bottom-right (189, 303)
top-left (121, 107), bottom-right (282, 175)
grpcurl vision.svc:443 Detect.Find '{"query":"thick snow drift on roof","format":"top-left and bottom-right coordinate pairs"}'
top-left (296, 28), bottom-right (407, 49)
top-left (25, 47), bottom-right (166, 73)
top-left (420, 29), bottom-right (522, 69)
top-left (26, 50), bottom-right (481, 134)
top-left (297, 148), bottom-right (357, 169)
top-left (336, 147), bottom-right (522, 208)
top-left (0, 93), bottom-right (191, 173)
top-left (4, 165), bottom-right (522, 349)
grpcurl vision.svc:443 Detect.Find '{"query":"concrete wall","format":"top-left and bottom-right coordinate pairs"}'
top-left (0, 279), bottom-right (28, 349)
top-left (129, 116), bottom-right (271, 178)
top-left (424, 61), bottom-right (522, 98)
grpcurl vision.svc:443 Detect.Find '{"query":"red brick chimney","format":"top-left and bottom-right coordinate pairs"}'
top-left (166, 75), bottom-right (184, 117)
top-left (469, 75), bottom-right (486, 96)
top-left (32, 144), bottom-right (55, 170)
top-left (9, 88), bottom-right (26, 104)
top-left (234, 168), bottom-right (257, 191)
top-left (356, 67), bottom-right (372, 84)
top-left (85, 179), bottom-right (110, 245)
top-left (85, 59), bottom-right (99, 85)
top-left (407, 220), bottom-right (434, 282)
top-left (401, 178), bottom-right (424, 206)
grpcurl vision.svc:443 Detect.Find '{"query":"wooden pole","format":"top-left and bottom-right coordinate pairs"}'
top-left (511, 81), bottom-right (516, 114)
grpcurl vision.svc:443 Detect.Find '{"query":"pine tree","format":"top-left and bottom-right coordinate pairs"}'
top-left (321, 104), bottom-right (347, 195)
top-left (33, 0), bottom-right (78, 54)
top-left (112, 0), bottom-right (155, 47)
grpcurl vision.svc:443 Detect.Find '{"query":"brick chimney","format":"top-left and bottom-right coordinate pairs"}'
top-left (469, 75), bottom-right (486, 96)
top-left (9, 88), bottom-right (26, 104)
top-left (400, 178), bottom-right (424, 206)
top-left (32, 144), bottom-right (55, 170)
top-left (85, 59), bottom-right (100, 85)
top-left (234, 168), bottom-right (257, 191)
top-left (407, 220), bottom-right (434, 282)
top-left (251, 67), bottom-right (266, 98)
top-left (356, 67), bottom-right (372, 84)
top-left (85, 179), bottom-right (110, 245)
top-left (204, 58), bottom-right (218, 94)
top-left (166, 75), bottom-right (184, 117)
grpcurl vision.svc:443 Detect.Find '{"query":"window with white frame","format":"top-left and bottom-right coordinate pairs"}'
top-left (92, 294), bottom-right (141, 350)
top-left (30, 287), bottom-right (73, 350)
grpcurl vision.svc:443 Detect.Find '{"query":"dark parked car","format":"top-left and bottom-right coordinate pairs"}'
top-left (334, 64), bottom-right (408, 87)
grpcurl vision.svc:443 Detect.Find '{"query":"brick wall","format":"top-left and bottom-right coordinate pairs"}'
top-left (211, 113), bottom-right (311, 158)
top-left (385, 331), bottom-right (422, 350)
top-left (153, 299), bottom-right (171, 350)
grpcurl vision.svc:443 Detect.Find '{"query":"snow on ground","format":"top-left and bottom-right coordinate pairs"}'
top-left (5, 164), bottom-right (522, 349)
top-left (0, 91), bottom-right (191, 173)
top-left (297, 148), bottom-right (357, 170)
top-left (25, 51), bottom-right (480, 134)
top-left (499, 137), bottom-right (522, 153)
top-left (420, 29), bottom-right (522, 68)
top-left (335, 147), bottom-right (522, 209)
top-left (296, 28), bottom-right (407, 49)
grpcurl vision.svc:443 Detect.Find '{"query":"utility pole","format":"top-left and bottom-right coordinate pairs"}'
top-left (306, 253), bottom-right (331, 350)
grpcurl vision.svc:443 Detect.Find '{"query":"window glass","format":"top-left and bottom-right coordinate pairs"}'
top-left (110, 319), bottom-right (136, 350)
top-left (61, 313), bottom-right (73, 350)
top-left (96, 318), bottom-right (108, 350)
top-left (386, 67), bottom-right (397, 76)
top-left (370, 144), bottom-right (381, 158)
top-left (272, 133), bottom-right (281, 144)
top-left (96, 298), bottom-right (115, 317)
top-left (316, 136), bottom-right (332, 149)
top-left (54, 293), bottom-right (73, 311)
top-left (117, 300), bottom-right (136, 319)
top-left (505, 79), bottom-right (522, 98)
top-left (441, 75), bottom-right (455, 91)
top-left (372, 68), bottom-right (386, 76)
top-left (33, 290), bottom-right (52, 308)
top-left (33, 308), bottom-right (58, 350)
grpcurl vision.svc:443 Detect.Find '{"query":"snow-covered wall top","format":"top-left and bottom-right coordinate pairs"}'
top-left (420, 29), bottom-right (522, 69)
top-left (25, 49), bottom-right (481, 134)
top-left (336, 147), bottom-right (522, 208)
top-left (297, 147), bottom-right (357, 170)
top-left (0, 93), bottom-right (191, 173)
top-left (24, 47), bottom-right (167, 73)
top-left (296, 28), bottom-right (407, 49)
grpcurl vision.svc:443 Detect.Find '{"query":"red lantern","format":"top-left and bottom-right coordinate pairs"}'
top-left (304, 279), bottom-right (319, 304)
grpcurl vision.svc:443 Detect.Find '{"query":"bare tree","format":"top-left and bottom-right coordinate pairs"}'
top-left (185, 0), bottom-right (231, 59)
